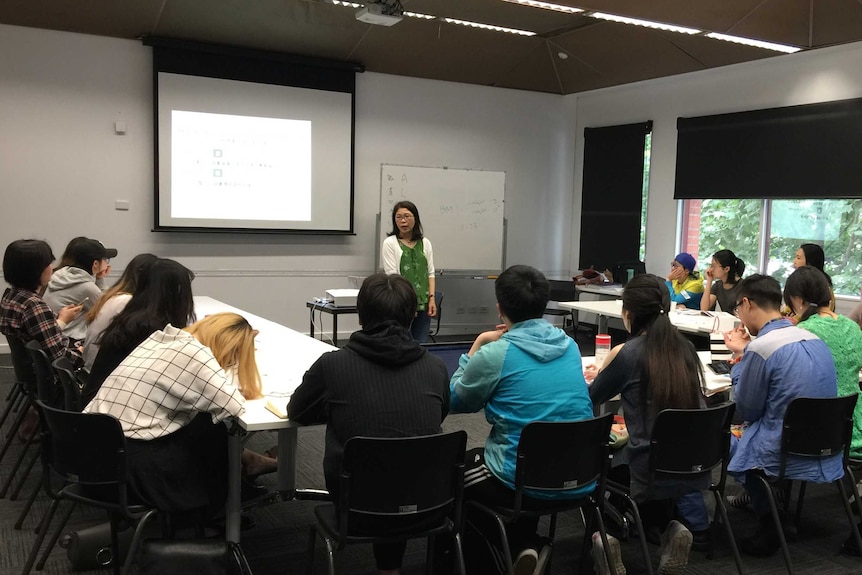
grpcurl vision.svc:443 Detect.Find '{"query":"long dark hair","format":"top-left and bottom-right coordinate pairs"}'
top-left (712, 249), bottom-right (745, 285)
top-left (86, 253), bottom-right (158, 324)
top-left (799, 243), bottom-right (833, 287)
top-left (622, 274), bottom-right (704, 415)
top-left (387, 201), bottom-right (424, 241)
top-left (783, 266), bottom-right (831, 322)
top-left (98, 258), bottom-right (196, 351)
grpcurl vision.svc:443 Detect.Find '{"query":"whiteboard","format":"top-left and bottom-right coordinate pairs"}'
top-left (379, 164), bottom-right (506, 271)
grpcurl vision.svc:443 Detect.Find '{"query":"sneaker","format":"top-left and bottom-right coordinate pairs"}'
top-left (591, 531), bottom-right (626, 575)
top-left (658, 520), bottom-right (692, 575)
top-left (512, 547), bottom-right (538, 575)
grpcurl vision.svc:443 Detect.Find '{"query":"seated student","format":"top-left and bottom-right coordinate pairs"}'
top-left (1, 239), bottom-right (83, 365)
top-left (84, 313), bottom-right (262, 516)
top-left (288, 273), bottom-right (449, 575)
top-left (43, 238), bottom-right (117, 341)
top-left (665, 253), bottom-right (704, 310)
top-left (783, 267), bottom-right (862, 456)
top-left (723, 274), bottom-right (839, 556)
top-left (449, 265), bottom-right (594, 575)
top-left (700, 249), bottom-right (745, 312)
top-left (82, 253), bottom-right (158, 372)
top-left (84, 258), bottom-right (196, 406)
top-left (588, 274), bottom-right (707, 575)
top-left (791, 243), bottom-right (835, 311)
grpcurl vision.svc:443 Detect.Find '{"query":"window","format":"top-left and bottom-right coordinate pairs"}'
top-left (681, 199), bottom-right (862, 297)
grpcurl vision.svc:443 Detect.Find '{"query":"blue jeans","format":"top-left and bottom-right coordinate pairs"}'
top-left (411, 310), bottom-right (432, 343)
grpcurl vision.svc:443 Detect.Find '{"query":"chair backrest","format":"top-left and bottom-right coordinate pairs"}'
top-left (778, 394), bottom-right (858, 479)
top-left (513, 414), bottom-right (614, 512)
top-left (339, 430), bottom-right (467, 532)
top-left (547, 280), bottom-right (575, 303)
top-left (37, 400), bottom-right (129, 504)
top-left (52, 357), bottom-right (84, 412)
top-left (612, 261), bottom-right (647, 286)
top-left (25, 340), bottom-right (62, 408)
top-left (6, 334), bottom-right (36, 389)
top-left (431, 290), bottom-right (444, 336)
top-left (648, 402), bottom-right (736, 485)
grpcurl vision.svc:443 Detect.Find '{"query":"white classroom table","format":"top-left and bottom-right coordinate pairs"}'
top-left (194, 296), bottom-right (337, 542)
top-left (559, 299), bottom-right (737, 336)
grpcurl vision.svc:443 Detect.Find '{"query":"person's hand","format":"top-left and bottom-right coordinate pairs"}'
top-left (583, 364), bottom-right (598, 384)
top-left (705, 266), bottom-right (715, 282)
top-left (723, 325), bottom-right (751, 355)
top-left (97, 262), bottom-right (111, 279)
top-left (427, 299), bottom-right (437, 318)
top-left (667, 266), bottom-right (685, 283)
top-left (468, 325), bottom-right (507, 356)
top-left (58, 303), bottom-right (83, 324)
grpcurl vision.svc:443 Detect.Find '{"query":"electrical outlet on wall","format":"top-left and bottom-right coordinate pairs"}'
top-left (479, 306), bottom-right (488, 313)
top-left (456, 307), bottom-right (466, 315)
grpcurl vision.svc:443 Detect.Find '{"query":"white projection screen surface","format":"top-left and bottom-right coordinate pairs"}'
top-left (150, 41), bottom-right (358, 234)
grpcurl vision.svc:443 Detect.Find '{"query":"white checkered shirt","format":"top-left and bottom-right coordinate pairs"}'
top-left (83, 324), bottom-right (246, 441)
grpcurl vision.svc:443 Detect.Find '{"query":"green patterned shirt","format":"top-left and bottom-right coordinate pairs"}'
top-left (398, 240), bottom-right (430, 311)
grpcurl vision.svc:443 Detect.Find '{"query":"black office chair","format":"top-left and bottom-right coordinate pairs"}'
top-left (0, 334), bottom-right (32, 435)
top-left (466, 414), bottom-right (616, 575)
top-left (605, 402), bottom-right (743, 575)
top-left (0, 335), bottom-right (39, 478)
top-left (429, 290), bottom-right (444, 342)
top-left (611, 260), bottom-right (646, 286)
top-left (22, 401), bottom-right (159, 575)
top-left (544, 280), bottom-right (576, 331)
top-left (306, 430), bottom-right (468, 575)
top-left (52, 357), bottom-right (84, 412)
top-left (750, 394), bottom-right (861, 575)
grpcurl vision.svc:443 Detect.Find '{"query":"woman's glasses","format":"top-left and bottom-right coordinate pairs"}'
top-left (395, 214), bottom-right (414, 221)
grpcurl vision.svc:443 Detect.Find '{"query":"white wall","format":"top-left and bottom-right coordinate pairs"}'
top-left (0, 24), bottom-right (575, 349)
top-left (569, 40), bottom-right (862, 318)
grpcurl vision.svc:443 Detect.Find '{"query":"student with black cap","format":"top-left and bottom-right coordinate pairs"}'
top-left (43, 238), bottom-right (117, 340)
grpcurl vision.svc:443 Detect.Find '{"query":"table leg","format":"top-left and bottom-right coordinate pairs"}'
top-left (226, 430), bottom-right (244, 543)
top-left (277, 427), bottom-right (298, 497)
top-left (332, 314), bottom-right (338, 347)
top-left (598, 314), bottom-right (608, 334)
top-left (309, 308), bottom-right (316, 339)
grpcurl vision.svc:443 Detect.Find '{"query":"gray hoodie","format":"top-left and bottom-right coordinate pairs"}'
top-left (43, 266), bottom-right (102, 341)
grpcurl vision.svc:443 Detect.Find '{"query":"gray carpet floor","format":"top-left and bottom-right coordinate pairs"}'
top-left (1, 341), bottom-right (862, 574)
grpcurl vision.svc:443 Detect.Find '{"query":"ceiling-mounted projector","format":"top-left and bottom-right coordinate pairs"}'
top-left (356, 3), bottom-right (402, 26)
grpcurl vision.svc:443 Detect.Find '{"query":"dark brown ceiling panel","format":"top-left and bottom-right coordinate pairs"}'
top-left (3, 0), bottom-right (862, 94)
top-left (0, 0), bottom-right (164, 38)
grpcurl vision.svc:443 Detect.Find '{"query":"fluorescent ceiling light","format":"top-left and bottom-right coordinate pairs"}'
top-left (443, 17), bottom-right (536, 36)
top-left (500, 0), bottom-right (583, 14)
top-left (332, 0), bottom-right (362, 7)
top-left (706, 32), bottom-right (801, 54)
top-left (403, 11), bottom-right (435, 20)
top-left (590, 12), bottom-right (701, 35)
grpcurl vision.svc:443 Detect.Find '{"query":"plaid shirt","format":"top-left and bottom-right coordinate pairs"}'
top-left (1, 287), bottom-right (81, 365)
top-left (83, 324), bottom-right (246, 441)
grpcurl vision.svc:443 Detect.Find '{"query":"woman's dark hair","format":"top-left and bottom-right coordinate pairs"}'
top-left (495, 265), bottom-right (549, 324)
top-left (712, 249), bottom-right (745, 284)
top-left (86, 253), bottom-right (159, 324)
top-left (799, 243), bottom-right (833, 286)
top-left (3, 240), bottom-right (54, 292)
top-left (783, 266), bottom-right (832, 322)
top-left (98, 258), bottom-right (196, 351)
top-left (387, 201), bottom-right (424, 242)
top-left (357, 273), bottom-right (417, 329)
top-left (621, 274), bottom-right (703, 415)
top-left (56, 236), bottom-right (88, 269)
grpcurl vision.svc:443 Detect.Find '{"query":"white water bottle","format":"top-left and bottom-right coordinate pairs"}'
top-left (595, 334), bottom-right (611, 369)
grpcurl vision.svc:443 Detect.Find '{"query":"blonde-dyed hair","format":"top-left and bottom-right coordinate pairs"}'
top-left (185, 312), bottom-right (262, 400)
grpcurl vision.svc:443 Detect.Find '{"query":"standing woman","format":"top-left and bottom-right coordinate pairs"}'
top-left (381, 201), bottom-right (436, 342)
top-left (701, 249), bottom-right (745, 312)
